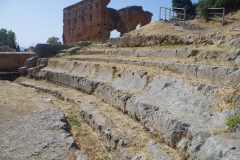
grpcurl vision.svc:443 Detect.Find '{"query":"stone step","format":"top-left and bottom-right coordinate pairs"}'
top-left (68, 55), bottom-right (240, 88)
top-left (76, 49), bottom-right (198, 59)
top-left (19, 80), bottom-right (182, 160)
top-left (27, 59), bottom-right (240, 159)
top-left (107, 34), bottom-right (214, 47)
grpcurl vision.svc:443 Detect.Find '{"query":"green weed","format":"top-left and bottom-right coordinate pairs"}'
top-left (233, 64), bottom-right (238, 71)
top-left (81, 47), bottom-right (87, 51)
top-left (194, 56), bottom-right (198, 63)
top-left (213, 51), bottom-right (220, 57)
top-left (107, 156), bottom-right (117, 160)
top-left (69, 117), bottom-right (81, 127)
top-left (226, 115), bottom-right (240, 131)
top-left (66, 52), bottom-right (71, 56)
top-left (125, 93), bottom-right (132, 99)
top-left (67, 57), bottom-right (73, 61)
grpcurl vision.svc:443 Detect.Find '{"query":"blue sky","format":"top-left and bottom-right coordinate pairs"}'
top-left (0, 0), bottom-right (197, 48)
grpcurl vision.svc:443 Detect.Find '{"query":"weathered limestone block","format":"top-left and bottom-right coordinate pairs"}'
top-left (24, 56), bottom-right (38, 68)
top-left (77, 41), bottom-right (92, 47)
top-left (235, 56), bottom-right (240, 66)
top-left (63, 0), bottom-right (152, 44)
top-left (37, 58), bottom-right (49, 67)
top-left (18, 67), bottom-right (28, 76)
top-left (226, 38), bottom-right (240, 46)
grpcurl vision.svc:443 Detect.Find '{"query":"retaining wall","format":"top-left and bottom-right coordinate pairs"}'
top-left (0, 52), bottom-right (35, 72)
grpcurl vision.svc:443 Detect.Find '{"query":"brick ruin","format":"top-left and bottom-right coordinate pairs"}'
top-left (63, 0), bottom-right (152, 44)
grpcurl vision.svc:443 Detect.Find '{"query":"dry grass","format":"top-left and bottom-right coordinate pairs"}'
top-left (65, 104), bottom-right (111, 160)
top-left (129, 21), bottom-right (189, 36)
top-left (128, 9), bottom-right (240, 38)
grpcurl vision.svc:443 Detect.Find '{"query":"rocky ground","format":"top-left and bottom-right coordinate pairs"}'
top-left (0, 81), bottom-right (89, 160)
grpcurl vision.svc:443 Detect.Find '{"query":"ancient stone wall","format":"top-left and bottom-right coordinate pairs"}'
top-left (0, 52), bottom-right (35, 72)
top-left (63, 0), bottom-right (152, 44)
top-left (34, 44), bottom-right (74, 58)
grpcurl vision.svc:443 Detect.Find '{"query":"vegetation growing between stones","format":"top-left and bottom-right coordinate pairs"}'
top-left (69, 117), bottom-right (81, 126)
top-left (233, 64), bottom-right (238, 71)
top-left (81, 46), bottom-right (87, 51)
top-left (226, 115), bottom-right (240, 131)
top-left (66, 103), bottom-right (112, 159)
top-left (67, 57), bottom-right (73, 61)
top-left (66, 52), bottom-right (71, 56)
top-left (194, 56), bottom-right (198, 62)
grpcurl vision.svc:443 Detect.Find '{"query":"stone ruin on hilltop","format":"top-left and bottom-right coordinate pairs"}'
top-left (63, 0), bottom-right (152, 44)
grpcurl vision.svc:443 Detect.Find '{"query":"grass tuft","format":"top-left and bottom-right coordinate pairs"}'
top-left (226, 115), bottom-right (240, 131)
top-left (67, 57), bottom-right (73, 61)
top-left (233, 64), bottom-right (238, 71)
top-left (69, 117), bottom-right (81, 126)
top-left (194, 56), bottom-right (198, 63)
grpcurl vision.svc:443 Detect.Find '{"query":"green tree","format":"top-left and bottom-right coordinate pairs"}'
top-left (172, 0), bottom-right (197, 16)
top-left (46, 36), bottom-right (62, 45)
top-left (7, 30), bottom-right (17, 49)
top-left (0, 28), bottom-right (17, 49)
top-left (0, 28), bottom-right (8, 46)
top-left (198, 0), bottom-right (240, 18)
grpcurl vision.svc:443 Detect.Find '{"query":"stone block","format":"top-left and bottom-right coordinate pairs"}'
top-left (18, 67), bottom-right (28, 76)
top-left (24, 56), bottom-right (38, 68)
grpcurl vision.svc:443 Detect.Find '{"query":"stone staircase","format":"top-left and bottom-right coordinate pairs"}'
top-left (21, 46), bottom-right (240, 160)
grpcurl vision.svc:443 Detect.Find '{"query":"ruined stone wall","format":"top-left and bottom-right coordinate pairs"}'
top-left (0, 52), bottom-right (35, 72)
top-left (63, 0), bottom-right (152, 44)
top-left (116, 6), bottom-right (152, 35)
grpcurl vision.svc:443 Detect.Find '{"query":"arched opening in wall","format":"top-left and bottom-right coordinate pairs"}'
top-left (136, 24), bottom-right (141, 30)
top-left (110, 30), bottom-right (120, 38)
